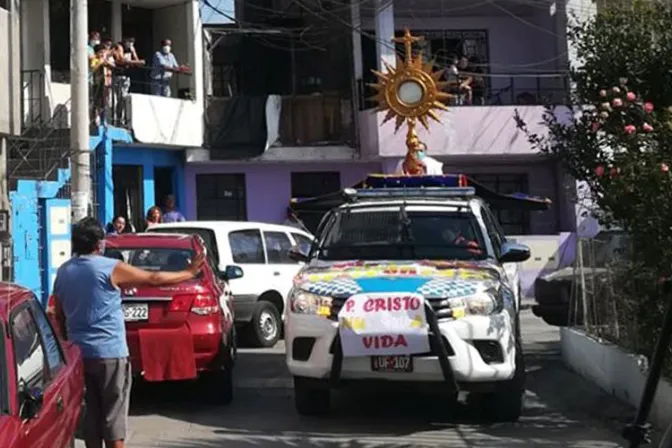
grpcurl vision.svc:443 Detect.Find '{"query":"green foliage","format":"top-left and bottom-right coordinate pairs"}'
top-left (514, 1), bottom-right (672, 368)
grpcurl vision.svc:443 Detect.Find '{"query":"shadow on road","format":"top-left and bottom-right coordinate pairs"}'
top-left (125, 342), bottom-right (629, 447)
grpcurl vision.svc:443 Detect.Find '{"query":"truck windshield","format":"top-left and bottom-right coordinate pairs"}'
top-left (318, 208), bottom-right (487, 261)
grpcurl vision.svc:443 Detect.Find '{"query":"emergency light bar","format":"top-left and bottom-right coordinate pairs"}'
top-left (343, 187), bottom-right (476, 201)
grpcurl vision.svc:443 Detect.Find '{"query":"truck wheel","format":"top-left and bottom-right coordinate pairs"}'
top-left (469, 340), bottom-right (525, 422)
top-left (488, 340), bottom-right (525, 422)
top-left (294, 376), bottom-right (331, 416)
top-left (248, 301), bottom-right (281, 348)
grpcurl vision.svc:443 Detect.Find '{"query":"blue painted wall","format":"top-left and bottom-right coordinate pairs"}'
top-left (112, 146), bottom-right (186, 220)
top-left (10, 126), bottom-right (132, 303)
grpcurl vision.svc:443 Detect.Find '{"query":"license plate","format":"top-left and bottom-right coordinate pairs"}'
top-left (123, 303), bottom-right (149, 322)
top-left (371, 355), bottom-right (413, 373)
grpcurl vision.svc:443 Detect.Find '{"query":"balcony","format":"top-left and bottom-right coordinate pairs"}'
top-left (101, 67), bottom-right (203, 147)
top-left (358, 73), bottom-right (568, 158)
top-left (205, 93), bottom-right (354, 159)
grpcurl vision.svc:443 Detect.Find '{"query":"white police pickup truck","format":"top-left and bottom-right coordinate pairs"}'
top-left (284, 181), bottom-right (532, 422)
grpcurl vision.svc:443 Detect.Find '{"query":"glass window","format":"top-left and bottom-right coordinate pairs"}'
top-left (263, 231), bottom-right (294, 264)
top-left (30, 301), bottom-right (64, 378)
top-left (105, 248), bottom-right (195, 272)
top-left (479, 206), bottom-right (502, 258)
top-left (320, 209), bottom-right (487, 261)
top-left (148, 227), bottom-right (220, 266)
top-left (196, 174), bottom-right (247, 221)
top-left (12, 308), bottom-right (46, 391)
top-left (228, 230), bottom-right (265, 264)
top-left (292, 233), bottom-right (313, 255)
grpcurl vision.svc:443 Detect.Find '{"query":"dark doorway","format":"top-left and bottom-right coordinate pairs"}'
top-left (154, 167), bottom-right (174, 209)
top-left (113, 165), bottom-right (143, 232)
top-left (195, 174), bottom-right (247, 221)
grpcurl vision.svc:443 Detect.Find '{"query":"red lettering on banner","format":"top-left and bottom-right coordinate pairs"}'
top-left (361, 296), bottom-right (421, 312)
top-left (362, 334), bottom-right (409, 349)
top-left (345, 300), bottom-right (355, 313)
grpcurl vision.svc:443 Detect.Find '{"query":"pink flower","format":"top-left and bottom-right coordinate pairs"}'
top-left (662, 163), bottom-right (669, 173)
top-left (643, 123), bottom-right (654, 132)
top-left (595, 165), bottom-right (605, 177)
top-left (612, 86), bottom-right (621, 94)
top-left (624, 124), bottom-right (637, 134)
top-left (612, 98), bottom-right (623, 107)
top-left (599, 89), bottom-right (607, 98)
top-left (626, 92), bottom-right (636, 101)
top-left (591, 121), bottom-right (600, 132)
top-left (644, 102), bottom-right (654, 113)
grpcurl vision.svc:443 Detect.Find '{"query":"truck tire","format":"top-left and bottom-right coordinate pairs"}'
top-left (488, 340), bottom-right (525, 422)
top-left (294, 376), bottom-right (330, 416)
top-left (248, 301), bottom-right (281, 348)
top-left (469, 340), bottom-right (525, 422)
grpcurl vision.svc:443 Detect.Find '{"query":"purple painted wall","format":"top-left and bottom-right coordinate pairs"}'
top-left (184, 162), bottom-right (382, 223)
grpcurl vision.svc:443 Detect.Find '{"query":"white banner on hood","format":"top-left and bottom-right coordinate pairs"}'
top-left (338, 293), bottom-right (431, 357)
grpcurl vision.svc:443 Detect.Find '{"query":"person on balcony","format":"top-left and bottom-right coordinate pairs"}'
top-left (150, 39), bottom-right (190, 97)
top-left (90, 44), bottom-right (115, 126)
top-left (457, 56), bottom-right (474, 105)
top-left (88, 31), bottom-right (101, 62)
top-left (111, 40), bottom-right (145, 124)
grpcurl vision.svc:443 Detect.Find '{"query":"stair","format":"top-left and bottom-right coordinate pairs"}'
top-left (7, 127), bottom-right (71, 191)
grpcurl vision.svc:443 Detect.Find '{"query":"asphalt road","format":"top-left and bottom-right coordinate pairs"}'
top-left (77, 310), bottom-right (646, 447)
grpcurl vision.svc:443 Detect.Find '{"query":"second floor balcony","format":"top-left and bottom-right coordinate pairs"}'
top-left (205, 93), bottom-right (355, 159)
top-left (358, 72), bottom-right (569, 159)
top-left (20, 0), bottom-right (204, 147)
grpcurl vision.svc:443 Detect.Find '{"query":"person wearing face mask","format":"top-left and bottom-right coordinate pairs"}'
top-left (395, 140), bottom-right (444, 175)
top-left (150, 39), bottom-right (191, 97)
top-left (88, 31), bottom-right (101, 62)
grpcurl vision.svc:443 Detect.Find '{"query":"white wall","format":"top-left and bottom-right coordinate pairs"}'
top-left (0, 1), bottom-right (21, 136)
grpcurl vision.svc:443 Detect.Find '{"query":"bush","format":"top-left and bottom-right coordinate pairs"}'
top-left (514, 0), bottom-right (672, 375)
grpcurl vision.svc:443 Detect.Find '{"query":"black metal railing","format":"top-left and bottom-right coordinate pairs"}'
top-left (205, 93), bottom-right (354, 149)
top-left (92, 65), bottom-right (194, 128)
top-left (358, 72), bottom-right (569, 110)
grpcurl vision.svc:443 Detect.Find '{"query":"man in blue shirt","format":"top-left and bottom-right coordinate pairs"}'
top-left (150, 39), bottom-right (180, 97)
top-left (50, 217), bottom-right (203, 448)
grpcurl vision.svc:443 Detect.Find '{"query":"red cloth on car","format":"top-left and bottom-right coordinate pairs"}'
top-left (138, 326), bottom-right (197, 382)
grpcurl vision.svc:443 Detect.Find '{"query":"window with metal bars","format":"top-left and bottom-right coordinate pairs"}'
top-left (469, 173), bottom-right (531, 235)
top-left (195, 174), bottom-right (247, 221)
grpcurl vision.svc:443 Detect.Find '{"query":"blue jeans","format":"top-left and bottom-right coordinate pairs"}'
top-left (151, 82), bottom-right (171, 97)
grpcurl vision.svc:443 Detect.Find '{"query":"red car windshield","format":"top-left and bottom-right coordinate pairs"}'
top-left (104, 248), bottom-right (195, 272)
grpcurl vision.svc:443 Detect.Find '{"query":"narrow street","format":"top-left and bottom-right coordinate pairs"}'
top-left (73, 311), bottom-right (644, 447)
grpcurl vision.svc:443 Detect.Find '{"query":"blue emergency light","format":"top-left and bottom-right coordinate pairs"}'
top-left (343, 187), bottom-right (475, 201)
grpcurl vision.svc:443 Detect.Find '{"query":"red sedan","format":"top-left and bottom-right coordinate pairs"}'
top-left (104, 233), bottom-right (240, 404)
top-left (0, 283), bottom-right (84, 448)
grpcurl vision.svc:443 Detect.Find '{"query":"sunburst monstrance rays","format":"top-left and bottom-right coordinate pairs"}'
top-left (367, 28), bottom-right (452, 133)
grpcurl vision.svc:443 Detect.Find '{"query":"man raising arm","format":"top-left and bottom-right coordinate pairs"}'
top-left (48, 217), bottom-right (203, 448)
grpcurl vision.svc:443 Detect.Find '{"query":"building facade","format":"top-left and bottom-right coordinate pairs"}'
top-left (9, 0), bottom-right (205, 300)
top-left (196, 0), bottom-right (583, 236)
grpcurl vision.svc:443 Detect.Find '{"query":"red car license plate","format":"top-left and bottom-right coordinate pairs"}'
top-left (371, 355), bottom-right (413, 372)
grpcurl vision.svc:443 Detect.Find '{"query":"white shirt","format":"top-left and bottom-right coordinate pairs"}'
top-left (394, 156), bottom-right (443, 175)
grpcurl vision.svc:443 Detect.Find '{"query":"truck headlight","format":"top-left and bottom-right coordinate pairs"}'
top-left (448, 290), bottom-right (502, 316)
top-left (289, 290), bottom-right (333, 317)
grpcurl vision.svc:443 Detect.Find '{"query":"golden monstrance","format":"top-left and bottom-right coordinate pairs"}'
top-left (368, 28), bottom-right (452, 175)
